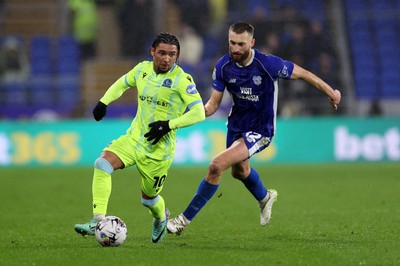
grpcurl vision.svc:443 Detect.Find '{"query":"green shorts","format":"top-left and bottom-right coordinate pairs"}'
top-left (103, 134), bottom-right (173, 197)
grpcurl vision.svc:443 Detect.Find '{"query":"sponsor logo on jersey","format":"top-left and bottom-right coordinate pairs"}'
top-left (236, 94), bottom-right (259, 102)
top-left (253, 75), bottom-right (262, 85)
top-left (186, 84), bottom-right (198, 94)
top-left (238, 87), bottom-right (259, 101)
top-left (240, 87), bottom-right (252, 94)
top-left (139, 95), bottom-right (169, 107)
top-left (279, 65), bottom-right (288, 77)
top-left (162, 78), bottom-right (172, 88)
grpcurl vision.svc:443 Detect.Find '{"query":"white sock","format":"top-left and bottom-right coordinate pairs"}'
top-left (94, 214), bottom-right (105, 221)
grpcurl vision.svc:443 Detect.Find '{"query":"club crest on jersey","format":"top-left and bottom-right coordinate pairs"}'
top-left (162, 78), bottom-right (172, 88)
top-left (186, 84), bottom-right (198, 94)
top-left (253, 76), bottom-right (262, 86)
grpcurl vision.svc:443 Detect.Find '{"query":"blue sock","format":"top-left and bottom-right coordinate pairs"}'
top-left (241, 168), bottom-right (267, 201)
top-left (183, 178), bottom-right (219, 221)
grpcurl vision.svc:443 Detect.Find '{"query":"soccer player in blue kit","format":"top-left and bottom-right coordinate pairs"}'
top-left (167, 22), bottom-right (341, 235)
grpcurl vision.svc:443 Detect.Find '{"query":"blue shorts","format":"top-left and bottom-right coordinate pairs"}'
top-left (226, 129), bottom-right (272, 158)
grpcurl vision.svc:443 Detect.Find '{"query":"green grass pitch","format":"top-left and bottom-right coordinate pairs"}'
top-left (1, 164), bottom-right (399, 265)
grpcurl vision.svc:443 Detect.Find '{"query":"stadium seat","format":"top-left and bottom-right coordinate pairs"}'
top-left (381, 71), bottom-right (400, 98)
top-left (4, 81), bottom-right (27, 106)
top-left (344, 0), bottom-right (368, 11)
top-left (56, 35), bottom-right (80, 74)
top-left (30, 76), bottom-right (55, 107)
top-left (277, 0), bottom-right (302, 10)
top-left (55, 75), bottom-right (80, 113)
top-left (58, 35), bottom-right (79, 58)
top-left (371, 0), bottom-right (393, 10)
top-left (30, 35), bottom-right (53, 75)
top-left (30, 36), bottom-right (52, 75)
top-left (55, 36), bottom-right (81, 113)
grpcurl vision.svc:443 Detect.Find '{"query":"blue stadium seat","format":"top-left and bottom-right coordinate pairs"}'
top-left (371, 0), bottom-right (394, 10)
top-left (57, 59), bottom-right (80, 74)
top-left (56, 35), bottom-right (80, 74)
top-left (346, 0), bottom-right (400, 100)
top-left (277, 0), bottom-right (302, 10)
top-left (30, 35), bottom-right (53, 75)
top-left (353, 63), bottom-right (380, 100)
top-left (345, 0), bottom-right (368, 13)
top-left (3, 81), bottom-right (28, 106)
top-left (381, 71), bottom-right (400, 98)
top-left (380, 56), bottom-right (400, 69)
top-left (30, 76), bottom-right (55, 107)
top-left (375, 26), bottom-right (397, 42)
top-left (58, 35), bottom-right (79, 58)
top-left (55, 75), bottom-right (80, 113)
top-left (350, 42), bottom-right (374, 61)
top-left (202, 35), bottom-right (221, 59)
top-left (247, 0), bottom-right (269, 14)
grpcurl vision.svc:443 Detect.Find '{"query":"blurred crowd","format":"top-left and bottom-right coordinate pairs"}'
top-left (0, 0), bottom-right (343, 120)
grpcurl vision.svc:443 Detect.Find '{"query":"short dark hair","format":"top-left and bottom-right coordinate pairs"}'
top-left (229, 22), bottom-right (254, 37)
top-left (151, 32), bottom-right (180, 52)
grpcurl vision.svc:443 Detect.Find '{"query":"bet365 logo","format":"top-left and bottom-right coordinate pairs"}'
top-left (334, 126), bottom-right (400, 161)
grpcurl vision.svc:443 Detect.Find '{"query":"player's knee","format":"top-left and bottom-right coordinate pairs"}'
top-left (209, 160), bottom-right (222, 175)
top-left (94, 157), bottom-right (114, 174)
top-left (141, 195), bottom-right (159, 208)
top-left (207, 159), bottom-right (225, 183)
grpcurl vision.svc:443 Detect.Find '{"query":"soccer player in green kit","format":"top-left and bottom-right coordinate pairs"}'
top-left (74, 32), bottom-right (205, 243)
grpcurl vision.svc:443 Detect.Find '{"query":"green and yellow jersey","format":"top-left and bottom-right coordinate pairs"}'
top-left (99, 61), bottom-right (205, 160)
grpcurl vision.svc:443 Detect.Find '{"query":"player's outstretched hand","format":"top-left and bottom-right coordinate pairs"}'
top-left (329, 89), bottom-right (341, 110)
top-left (93, 101), bottom-right (107, 121)
top-left (144, 120), bottom-right (171, 145)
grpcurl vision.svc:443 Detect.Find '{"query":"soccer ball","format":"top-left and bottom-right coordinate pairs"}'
top-left (95, 216), bottom-right (127, 247)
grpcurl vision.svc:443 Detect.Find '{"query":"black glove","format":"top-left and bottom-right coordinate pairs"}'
top-left (144, 120), bottom-right (171, 144)
top-left (93, 101), bottom-right (107, 121)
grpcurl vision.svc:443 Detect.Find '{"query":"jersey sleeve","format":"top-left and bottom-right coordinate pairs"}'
top-left (262, 54), bottom-right (294, 80)
top-left (169, 73), bottom-right (205, 129)
top-left (211, 56), bottom-right (228, 92)
top-left (99, 62), bottom-right (142, 105)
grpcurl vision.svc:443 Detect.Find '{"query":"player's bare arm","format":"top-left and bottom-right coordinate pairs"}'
top-left (204, 89), bottom-right (224, 117)
top-left (290, 64), bottom-right (341, 110)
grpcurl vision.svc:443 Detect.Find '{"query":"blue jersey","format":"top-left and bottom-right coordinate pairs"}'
top-left (212, 49), bottom-right (294, 138)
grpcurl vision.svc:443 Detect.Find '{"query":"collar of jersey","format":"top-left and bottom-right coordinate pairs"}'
top-left (169, 63), bottom-right (177, 72)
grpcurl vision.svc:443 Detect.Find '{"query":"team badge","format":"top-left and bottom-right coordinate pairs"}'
top-left (253, 76), bottom-right (262, 86)
top-left (162, 78), bottom-right (172, 88)
top-left (186, 84), bottom-right (198, 94)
